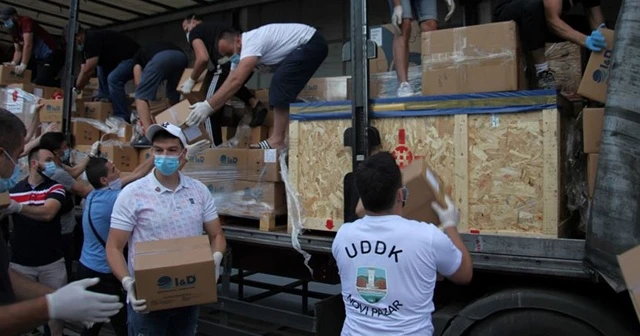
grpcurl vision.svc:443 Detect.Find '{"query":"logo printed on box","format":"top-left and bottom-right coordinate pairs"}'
top-left (207, 184), bottom-right (228, 193)
top-left (219, 155), bottom-right (238, 165)
top-left (188, 155), bottom-right (205, 164)
top-left (156, 275), bottom-right (197, 291)
top-left (592, 49), bottom-right (613, 84)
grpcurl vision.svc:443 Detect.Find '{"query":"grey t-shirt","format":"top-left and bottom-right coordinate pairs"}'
top-left (51, 167), bottom-right (77, 235)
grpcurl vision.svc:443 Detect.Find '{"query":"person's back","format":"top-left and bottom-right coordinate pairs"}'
top-left (332, 215), bottom-right (461, 335)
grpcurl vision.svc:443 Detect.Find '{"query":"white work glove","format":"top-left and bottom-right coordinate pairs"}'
top-left (90, 141), bottom-right (100, 157)
top-left (186, 101), bottom-right (214, 127)
top-left (444, 0), bottom-right (456, 22)
top-left (186, 139), bottom-right (211, 157)
top-left (391, 5), bottom-right (403, 30)
top-left (13, 63), bottom-right (27, 75)
top-left (431, 196), bottom-right (459, 229)
top-left (3, 61), bottom-right (17, 66)
top-left (122, 276), bottom-right (147, 313)
top-left (45, 278), bottom-right (123, 323)
top-left (180, 78), bottom-right (196, 94)
top-left (213, 252), bottom-right (223, 283)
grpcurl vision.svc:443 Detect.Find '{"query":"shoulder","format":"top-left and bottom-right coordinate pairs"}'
top-left (118, 176), bottom-right (147, 197)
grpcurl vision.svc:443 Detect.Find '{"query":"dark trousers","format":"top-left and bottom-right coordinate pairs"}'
top-left (493, 0), bottom-right (592, 53)
top-left (33, 49), bottom-right (65, 87)
top-left (61, 233), bottom-right (75, 281)
top-left (77, 263), bottom-right (128, 336)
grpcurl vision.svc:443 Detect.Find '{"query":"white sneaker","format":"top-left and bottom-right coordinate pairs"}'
top-left (397, 82), bottom-right (414, 97)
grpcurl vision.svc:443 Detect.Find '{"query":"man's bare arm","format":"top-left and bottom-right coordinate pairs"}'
top-left (0, 297), bottom-right (50, 336)
top-left (20, 33), bottom-right (34, 66)
top-left (106, 229), bottom-right (132, 282)
top-left (190, 39), bottom-right (210, 82)
top-left (204, 218), bottom-right (227, 255)
top-left (76, 57), bottom-right (99, 90)
top-left (544, 0), bottom-right (589, 47)
top-left (10, 269), bottom-right (53, 300)
top-left (11, 43), bottom-right (22, 64)
top-left (19, 199), bottom-right (62, 222)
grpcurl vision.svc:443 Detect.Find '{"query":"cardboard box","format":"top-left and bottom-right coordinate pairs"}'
top-left (154, 100), bottom-right (208, 145)
top-left (1, 87), bottom-right (39, 125)
top-left (40, 99), bottom-right (64, 123)
top-left (0, 65), bottom-right (32, 85)
top-left (617, 245), bottom-right (640, 324)
top-left (577, 29), bottom-right (615, 104)
top-left (298, 77), bottom-right (350, 102)
top-left (133, 235), bottom-right (217, 312)
top-left (99, 145), bottom-right (138, 172)
top-left (583, 108), bottom-right (604, 153)
top-left (71, 121), bottom-right (100, 146)
top-left (229, 181), bottom-right (287, 215)
top-left (184, 148), bottom-right (248, 178)
top-left (0, 192), bottom-right (9, 210)
top-left (85, 78), bottom-right (99, 91)
top-left (83, 102), bottom-right (113, 121)
top-left (421, 21), bottom-right (526, 95)
top-left (7, 83), bottom-right (34, 93)
top-left (401, 159), bottom-right (447, 225)
top-left (544, 42), bottom-right (583, 94)
top-left (587, 154), bottom-right (599, 198)
top-left (138, 148), bottom-right (152, 163)
top-left (33, 86), bottom-right (63, 100)
top-left (177, 69), bottom-right (214, 104)
top-left (103, 123), bottom-right (133, 143)
top-left (246, 149), bottom-right (281, 183)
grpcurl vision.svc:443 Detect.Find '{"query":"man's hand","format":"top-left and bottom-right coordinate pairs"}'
top-left (2, 200), bottom-right (23, 216)
top-left (585, 23), bottom-right (607, 52)
top-left (180, 78), bottom-right (196, 94)
top-left (122, 276), bottom-right (147, 313)
top-left (445, 0), bottom-right (456, 22)
top-left (45, 278), bottom-right (123, 323)
top-left (391, 5), bottom-right (403, 30)
top-left (13, 63), bottom-right (27, 75)
top-left (431, 196), bottom-right (459, 229)
top-left (186, 101), bottom-right (214, 127)
top-left (3, 61), bottom-right (16, 66)
top-left (213, 252), bottom-right (223, 283)
top-left (186, 139), bottom-right (211, 157)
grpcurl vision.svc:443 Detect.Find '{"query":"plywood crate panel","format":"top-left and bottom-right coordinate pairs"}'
top-left (288, 90), bottom-right (565, 237)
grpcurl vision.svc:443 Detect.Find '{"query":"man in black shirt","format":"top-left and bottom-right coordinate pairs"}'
top-left (181, 14), bottom-right (268, 145)
top-left (493, 0), bottom-right (606, 89)
top-left (65, 23), bottom-right (140, 122)
top-left (130, 41), bottom-right (188, 147)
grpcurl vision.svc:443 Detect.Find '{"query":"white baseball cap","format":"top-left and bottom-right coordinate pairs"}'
top-left (146, 122), bottom-right (188, 148)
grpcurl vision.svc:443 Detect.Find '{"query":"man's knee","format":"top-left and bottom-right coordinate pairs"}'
top-left (401, 19), bottom-right (412, 37)
top-left (420, 19), bottom-right (437, 32)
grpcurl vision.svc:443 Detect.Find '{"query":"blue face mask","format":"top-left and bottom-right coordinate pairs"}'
top-left (42, 161), bottom-right (57, 178)
top-left (229, 54), bottom-right (240, 65)
top-left (154, 155), bottom-right (180, 176)
top-left (61, 148), bottom-right (70, 162)
top-left (2, 19), bottom-right (14, 29)
top-left (0, 151), bottom-right (21, 193)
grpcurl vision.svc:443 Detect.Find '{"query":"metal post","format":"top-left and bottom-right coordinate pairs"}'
top-left (62, 0), bottom-right (79, 138)
top-left (349, 0), bottom-right (370, 170)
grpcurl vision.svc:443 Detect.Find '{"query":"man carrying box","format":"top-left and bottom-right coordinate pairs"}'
top-left (186, 23), bottom-right (329, 150)
top-left (106, 122), bottom-right (226, 335)
top-left (332, 152), bottom-right (472, 335)
top-left (493, 0), bottom-right (606, 89)
top-left (0, 6), bottom-right (65, 87)
top-left (130, 41), bottom-right (188, 147)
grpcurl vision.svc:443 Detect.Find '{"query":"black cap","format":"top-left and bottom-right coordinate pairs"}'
top-left (0, 6), bottom-right (17, 21)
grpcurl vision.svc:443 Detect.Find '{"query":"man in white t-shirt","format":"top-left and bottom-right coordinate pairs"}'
top-left (185, 23), bottom-right (328, 150)
top-left (105, 122), bottom-right (227, 336)
top-left (332, 152), bottom-right (473, 336)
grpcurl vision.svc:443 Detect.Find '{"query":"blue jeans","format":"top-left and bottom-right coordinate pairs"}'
top-left (127, 304), bottom-right (199, 336)
top-left (96, 59), bottom-right (134, 120)
top-left (134, 49), bottom-right (187, 105)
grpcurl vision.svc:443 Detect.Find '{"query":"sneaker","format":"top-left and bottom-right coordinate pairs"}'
top-left (536, 70), bottom-right (557, 90)
top-left (397, 82), bottom-right (414, 97)
top-left (130, 134), bottom-right (152, 148)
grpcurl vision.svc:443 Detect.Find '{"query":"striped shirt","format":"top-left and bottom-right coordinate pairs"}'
top-left (9, 177), bottom-right (66, 267)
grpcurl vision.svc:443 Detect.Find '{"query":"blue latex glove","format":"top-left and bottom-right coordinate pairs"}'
top-left (585, 23), bottom-right (607, 52)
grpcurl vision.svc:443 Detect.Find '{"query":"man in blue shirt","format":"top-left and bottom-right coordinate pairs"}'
top-left (78, 156), bottom-right (154, 336)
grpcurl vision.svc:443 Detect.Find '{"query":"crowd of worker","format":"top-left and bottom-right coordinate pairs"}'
top-left (0, 0), bottom-right (608, 335)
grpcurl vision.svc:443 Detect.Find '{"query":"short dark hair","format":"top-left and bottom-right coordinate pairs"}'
top-left (184, 13), bottom-right (203, 22)
top-left (216, 28), bottom-right (241, 44)
top-left (40, 132), bottom-right (66, 152)
top-left (354, 152), bottom-right (402, 213)
top-left (151, 130), bottom-right (183, 148)
top-left (27, 146), bottom-right (50, 163)
top-left (0, 108), bottom-right (26, 155)
top-left (85, 157), bottom-right (109, 189)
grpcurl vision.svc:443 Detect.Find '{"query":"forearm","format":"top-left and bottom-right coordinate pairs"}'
top-left (0, 297), bottom-right (50, 336)
top-left (444, 227), bottom-right (472, 273)
top-left (106, 247), bottom-right (130, 282)
top-left (19, 206), bottom-right (56, 222)
top-left (10, 269), bottom-right (54, 300)
top-left (211, 232), bottom-right (227, 254)
top-left (12, 51), bottom-right (22, 64)
top-left (21, 136), bottom-right (42, 158)
top-left (122, 158), bottom-right (153, 187)
top-left (191, 57), bottom-right (208, 81)
top-left (65, 157), bottom-right (90, 179)
top-left (547, 17), bottom-right (588, 47)
top-left (20, 44), bottom-right (32, 65)
top-left (208, 76), bottom-right (243, 112)
top-left (76, 67), bottom-right (95, 90)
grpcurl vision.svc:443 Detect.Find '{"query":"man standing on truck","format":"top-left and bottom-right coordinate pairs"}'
top-left (106, 122), bottom-right (226, 335)
top-left (186, 23), bottom-right (328, 150)
top-left (493, 0), bottom-right (606, 89)
top-left (0, 6), bottom-right (65, 87)
top-left (331, 152), bottom-right (473, 335)
top-left (181, 14), bottom-right (268, 145)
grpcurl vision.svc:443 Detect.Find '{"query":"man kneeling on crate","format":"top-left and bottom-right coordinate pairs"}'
top-left (105, 122), bottom-right (225, 335)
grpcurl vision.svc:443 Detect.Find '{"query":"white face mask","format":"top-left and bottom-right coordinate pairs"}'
top-left (108, 178), bottom-right (122, 190)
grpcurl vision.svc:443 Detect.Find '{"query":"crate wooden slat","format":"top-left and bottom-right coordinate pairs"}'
top-left (287, 90), bottom-right (566, 237)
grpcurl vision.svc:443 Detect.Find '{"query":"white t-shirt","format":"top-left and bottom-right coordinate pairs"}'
top-left (331, 215), bottom-right (463, 336)
top-left (231, 23), bottom-right (316, 73)
top-left (110, 170), bottom-right (218, 275)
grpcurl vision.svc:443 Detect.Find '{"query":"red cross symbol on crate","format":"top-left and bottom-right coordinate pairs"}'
top-left (391, 129), bottom-right (423, 168)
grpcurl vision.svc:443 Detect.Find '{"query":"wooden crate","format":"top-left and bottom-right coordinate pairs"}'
top-left (287, 90), bottom-right (567, 237)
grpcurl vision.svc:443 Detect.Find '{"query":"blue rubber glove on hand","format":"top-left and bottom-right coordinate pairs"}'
top-left (585, 23), bottom-right (607, 52)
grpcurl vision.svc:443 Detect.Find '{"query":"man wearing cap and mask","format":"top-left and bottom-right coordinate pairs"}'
top-left (106, 122), bottom-right (223, 335)
top-left (0, 6), bottom-right (65, 87)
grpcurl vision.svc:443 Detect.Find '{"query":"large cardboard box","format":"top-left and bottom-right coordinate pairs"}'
top-left (618, 245), bottom-right (640, 324)
top-left (33, 86), bottom-right (63, 100)
top-left (177, 69), bottom-right (214, 104)
top-left (217, 181), bottom-right (287, 217)
top-left (421, 21), bottom-right (526, 95)
top-left (0, 65), bottom-right (32, 85)
top-left (402, 160), bottom-right (447, 225)
top-left (40, 99), bottom-right (64, 123)
top-left (99, 145), bottom-right (138, 172)
top-left (246, 149), bottom-right (281, 183)
top-left (583, 108), bottom-right (604, 153)
top-left (71, 121), bottom-right (100, 146)
top-left (154, 100), bottom-right (208, 145)
top-left (577, 29), bottom-right (615, 104)
top-left (83, 102), bottom-right (113, 121)
top-left (183, 148), bottom-right (248, 179)
top-left (298, 77), bottom-right (350, 102)
top-left (587, 154), bottom-right (599, 198)
top-left (138, 148), bottom-right (152, 163)
top-left (134, 235), bottom-right (217, 312)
